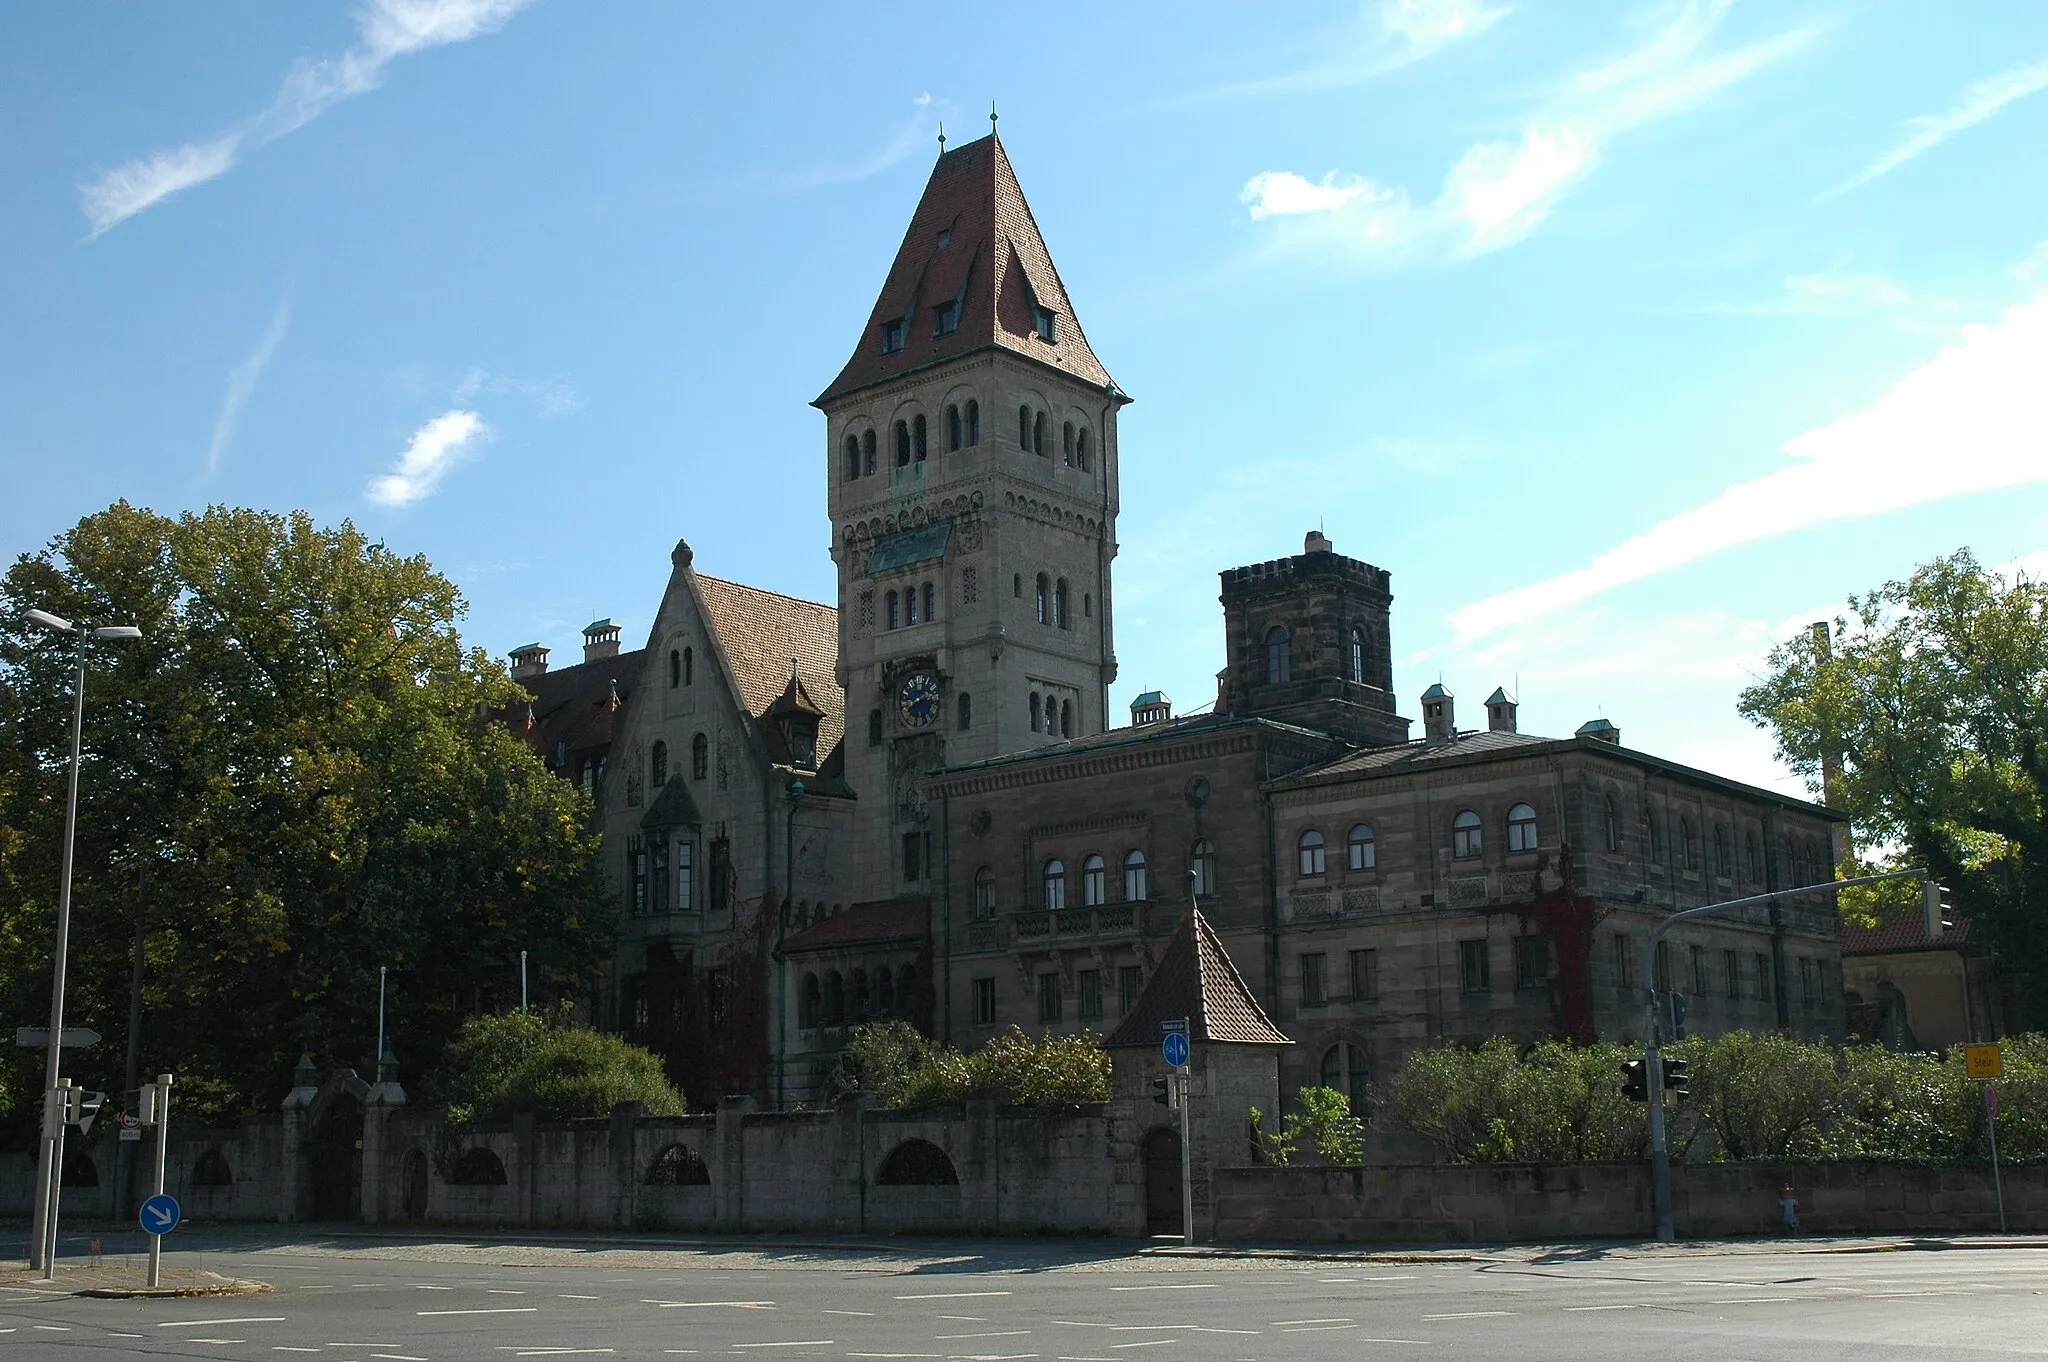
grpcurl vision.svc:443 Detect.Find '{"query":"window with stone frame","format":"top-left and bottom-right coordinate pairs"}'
top-left (1745, 831), bottom-right (1763, 883)
top-left (913, 414), bottom-right (927, 463)
top-left (692, 732), bottom-right (708, 780)
top-left (894, 420), bottom-right (910, 467)
top-left (651, 740), bottom-right (668, 788)
top-left (707, 838), bottom-right (731, 913)
top-left (843, 435), bottom-right (860, 481)
top-left (858, 590), bottom-right (874, 632)
top-left (1035, 574), bottom-right (1049, 624)
top-left (1081, 854), bottom-right (1106, 906)
top-left (946, 404), bottom-right (962, 449)
top-left (1042, 858), bottom-right (1066, 910)
top-left (1297, 828), bottom-right (1326, 877)
top-left (1018, 404), bottom-right (1031, 448)
top-left (1300, 951), bottom-right (1328, 1006)
top-left (1452, 809), bottom-right (1483, 859)
top-left (1119, 964), bottom-right (1142, 1014)
top-left (973, 976), bottom-right (996, 1025)
top-left (1507, 802), bottom-right (1538, 854)
top-left (1034, 410), bottom-right (1049, 455)
top-left (1053, 578), bottom-right (1069, 629)
top-left (966, 400), bottom-right (979, 445)
top-left (1459, 938), bottom-right (1491, 994)
top-left (961, 566), bottom-right (977, 604)
top-left (958, 692), bottom-right (972, 730)
top-left (1063, 420), bottom-right (1076, 466)
top-left (1060, 698), bottom-right (1073, 737)
top-left (650, 839), bottom-right (668, 914)
top-left (1348, 627), bottom-right (1366, 683)
top-left (1614, 932), bottom-right (1637, 992)
top-left (1078, 969), bottom-right (1103, 1020)
top-left (1515, 935), bottom-right (1551, 989)
top-left (863, 429), bottom-right (876, 475)
top-left (923, 581), bottom-right (936, 621)
top-left (973, 866), bottom-right (996, 918)
top-left (904, 587), bottom-right (917, 626)
top-left (1077, 427), bottom-right (1091, 472)
top-left (674, 837), bottom-right (693, 912)
top-left (1037, 971), bottom-right (1062, 1023)
top-left (1347, 823), bottom-right (1375, 871)
top-left (1714, 823), bottom-right (1733, 878)
top-left (1604, 796), bottom-right (1621, 852)
top-left (1757, 952), bottom-right (1774, 1004)
top-left (901, 831), bottom-right (923, 883)
top-left (1123, 849), bottom-right (1148, 901)
top-left (1320, 1041), bottom-right (1370, 1116)
top-left (1190, 839), bottom-right (1217, 897)
top-left (628, 841), bottom-right (648, 917)
top-left (1724, 949), bottom-right (1741, 999)
top-left (1264, 626), bottom-right (1291, 684)
top-left (1348, 948), bottom-right (1377, 1001)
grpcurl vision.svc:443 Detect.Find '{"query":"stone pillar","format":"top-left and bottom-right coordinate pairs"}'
top-left (715, 1095), bottom-right (753, 1229)
top-left (512, 1111), bottom-right (536, 1227)
top-left (611, 1100), bottom-right (645, 1230)
top-left (360, 1077), bottom-right (408, 1224)
top-left (964, 1092), bottom-right (1002, 1234)
top-left (277, 1056), bottom-right (319, 1224)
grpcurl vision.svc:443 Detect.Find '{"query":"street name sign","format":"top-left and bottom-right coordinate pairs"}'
top-left (1965, 1043), bottom-right (2004, 1080)
top-left (14, 1027), bottom-right (100, 1048)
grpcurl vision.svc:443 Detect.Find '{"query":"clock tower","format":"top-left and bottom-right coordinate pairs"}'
top-left (815, 133), bottom-right (1127, 894)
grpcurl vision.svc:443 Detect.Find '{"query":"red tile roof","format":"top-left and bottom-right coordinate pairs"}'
top-left (1843, 910), bottom-right (1975, 955)
top-left (1103, 909), bottom-right (1292, 1048)
top-left (783, 897), bottom-right (930, 953)
top-left (814, 134), bottom-right (1117, 407)
top-left (695, 574), bottom-right (842, 762)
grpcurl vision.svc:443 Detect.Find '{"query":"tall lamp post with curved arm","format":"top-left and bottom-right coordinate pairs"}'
top-left (21, 608), bottom-right (142, 1275)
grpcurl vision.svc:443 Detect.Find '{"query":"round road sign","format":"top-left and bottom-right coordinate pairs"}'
top-left (1162, 1031), bottom-right (1191, 1067)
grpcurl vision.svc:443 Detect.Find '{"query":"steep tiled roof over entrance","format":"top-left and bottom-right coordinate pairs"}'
top-left (695, 574), bottom-right (842, 760)
top-left (1103, 909), bottom-right (1292, 1048)
top-left (783, 897), bottom-right (929, 953)
top-left (814, 134), bottom-right (1116, 406)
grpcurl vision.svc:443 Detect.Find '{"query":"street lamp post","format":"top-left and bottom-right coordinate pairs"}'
top-left (22, 608), bottom-right (142, 1275)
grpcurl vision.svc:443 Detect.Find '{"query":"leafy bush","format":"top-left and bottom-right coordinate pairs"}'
top-left (1251, 1085), bottom-right (1365, 1165)
top-left (831, 1022), bottom-right (1110, 1111)
top-left (423, 1011), bottom-right (683, 1125)
top-left (1387, 1038), bottom-right (1648, 1163)
top-left (1673, 1031), bottom-right (1843, 1160)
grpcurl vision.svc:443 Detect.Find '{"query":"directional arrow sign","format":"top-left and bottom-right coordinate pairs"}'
top-left (140, 1193), bottom-right (182, 1236)
top-left (15, 1027), bottom-right (101, 1048)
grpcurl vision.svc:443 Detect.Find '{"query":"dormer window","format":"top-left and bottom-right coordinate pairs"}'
top-left (935, 300), bottom-right (959, 335)
top-left (937, 228), bottom-right (951, 248)
top-left (881, 318), bottom-right (905, 354)
top-left (1033, 305), bottom-right (1056, 341)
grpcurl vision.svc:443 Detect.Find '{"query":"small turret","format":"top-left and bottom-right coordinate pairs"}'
top-left (1421, 682), bottom-right (1455, 745)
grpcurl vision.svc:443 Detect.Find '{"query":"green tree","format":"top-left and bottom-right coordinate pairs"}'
top-left (1387, 1038), bottom-right (1650, 1163)
top-left (831, 1022), bottom-right (1111, 1111)
top-left (0, 503), bottom-right (616, 1132)
top-left (420, 1012), bottom-right (682, 1125)
top-left (1738, 550), bottom-right (2047, 1017)
top-left (1251, 1085), bottom-right (1366, 1165)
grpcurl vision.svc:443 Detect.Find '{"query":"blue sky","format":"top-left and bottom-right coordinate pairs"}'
top-left (5, 1), bottom-right (2047, 798)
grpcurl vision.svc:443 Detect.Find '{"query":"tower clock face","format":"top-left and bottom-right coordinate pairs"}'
top-left (898, 672), bottom-right (942, 728)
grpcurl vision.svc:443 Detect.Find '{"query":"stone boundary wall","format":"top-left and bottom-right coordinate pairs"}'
top-left (1213, 1161), bottom-right (2048, 1242)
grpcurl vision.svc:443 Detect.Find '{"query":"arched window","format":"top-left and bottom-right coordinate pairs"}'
top-left (1604, 796), bottom-right (1621, 852)
top-left (1644, 805), bottom-right (1662, 861)
top-left (1082, 854), bottom-right (1106, 906)
top-left (1190, 839), bottom-right (1217, 897)
top-left (973, 866), bottom-right (997, 918)
top-left (844, 435), bottom-right (860, 481)
top-left (1043, 858), bottom-right (1067, 911)
top-left (1084, 592), bottom-right (1092, 617)
top-left (669, 649), bottom-right (681, 688)
top-left (1714, 824), bottom-right (1732, 877)
top-left (192, 1148), bottom-right (233, 1187)
top-left (1034, 411), bottom-right (1049, 456)
top-left (913, 413), bottom-right (927, 463)
top-left (1348, 824), bottom-right (1375, 871)
top-left (1013, 572), bottom-right (1022, 598)
top-left (825, 971), bottom-right (845, 1026)
top-left (1265, 626), bottom-right (1292, 684)
top-left (1063, 420), bottom-right (1076, 466)
top-left (852, 968), bottom-right (870, 1021)
top-left (886, 590), bottom-right (901, 629)
top-left (1035, 574), bottom-right (1050, 624)
top-left (1077, 427), bottom-right (1091, 471)
top-left (1298, 828), bottom-right (1326, 877)
top-left (1506, 802), bottom-right (1538, 854)
top-left (650, 741), bottom-right (668, 788)
top-left (862, 429), bottom-right (877, 475)
top-left (1029, 692), bottom-right (1042, 731)
top-left (683, 646), bottom-right (693, 685)
top-left (1319, 1041), bottom-right (1370, 1116)
top-left (691, 733), bottom-right (709, 780)
top-left (877, 1139), bottom-right (958, 1186)
top-left (1745, 831), bottom-right (1762, 882)
top-left (923, 582), bottom-right (936, 621)
top-left (958, 692), bottom-right (972, 729)
top-left (1348, 627), bottom-right (1366, 683)
top-left (1060, 698), bottom-right (1073, 737)
top-left (966, 399), bottom-right (980, 445)
top-left (1019, 404), bottom-right (1032, 447)
top-left (801, 973), bottom-right (821, 1029)
top-left (1053, 578), bottom-right (1069, 629)
top-left (898, 963), bottom-right (916, 1010)
top-left (876, 965), bottom-right (894, 1016)
top-left (1680, 816), bottom-right (1700, 870)
top-left (868, 709), bottom-right (882, 747)
top-left (1452, 809), bottom-right (1483, 859)
top-left (946, 404), bottom-right (962, 451)
top-left (646, 1143), bottom-right (710, 1186)
top-left (904, 587), bottom-right (917, 626)
top-left (1124, 849), bottom-right (1148, 901)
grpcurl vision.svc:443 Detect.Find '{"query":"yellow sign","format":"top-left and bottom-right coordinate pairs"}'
top-left (1965, 1043), bottom-right (2004, 1080)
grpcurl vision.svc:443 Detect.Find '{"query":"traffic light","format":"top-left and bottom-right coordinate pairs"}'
top-left (61, 1088), bottom-right (106, 1136)
top-left (1661, 1057), bottom-right (1689, 1102)
top-left (1151, 1076), bottom-right (1178, 1109)
top-left (1620, 1059), bottom-right (1648, 1102)
top-left (1665, 991), bottom-right (1689, 1040)
top-left (1923, 880), bottom-right (1953, 940)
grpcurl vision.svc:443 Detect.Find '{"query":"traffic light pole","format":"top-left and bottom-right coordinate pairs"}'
top-left (1640, 866), bottom-right (1933, 1241)
top-left (1178, 1064), bottom-right (1193, 1246)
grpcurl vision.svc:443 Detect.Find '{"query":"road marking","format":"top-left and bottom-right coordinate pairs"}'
top-left (488, 1289), bottom-right (527, 1294)
top-left (1707, 1298), bottom-right (1794, 1305)
top-left (558, 1294), bottom-right (601, 1300)
top-left (936, 1330), bottom-right (1032, 1340)
top-left (1109, 1341), bottom-right (1179, 1350)
top-left (895, 1290), bottom-right (1014, 1300)
top-left (159, 1318), bottom-right (288, 1328)
top-left (413, 1285), bottom-right (453, 1290)
top-left (729, 1342), bottom-right (833, 1350)
top-left (643, 1299), bottom-right (776, 1309)
top-left (370, 1355), bottom-right (428, 1361)
top-left (937, 1314), bottom-right (990, 1321)
top-left (416, 1306), bottom-right (539, 1316)
top-left (1564, 1304), bottom-right (1635, 1312)
top-left (507, 1351), bottom-right (616, 1357)
top-left (823, 1309), bottom-right (877, 1316)
top-left (1356, 1339), bottom-right (1433, 1346)
top-left (273, 1350), bottom-right (322, 1354)
top-left (1105, 1284), bottom-right (1215, 1292)
top-left (1422, 1311), bottom-right (1514, 1319)
top-left (189, 1341), bottom-right (246, 1346)
top-left (1273, 1318), bottom-right (1352, 1326)
top-left (847, 1354), bottom-right (941, 1358)
top-left (1186, 1326), bottom-right (1260, 1335)
top-left (1285, 1324), bottom-right (1358, 1333)
top-left (107, 1333), bottom-right (144, 1339)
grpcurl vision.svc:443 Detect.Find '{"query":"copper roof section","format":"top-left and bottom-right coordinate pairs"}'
top-left (694, 574), bottom-right (842, 761)
top-left (814, 134), bottom-right (1117, 406)
top-left (1103, 908), bottom-right (1292, 1048)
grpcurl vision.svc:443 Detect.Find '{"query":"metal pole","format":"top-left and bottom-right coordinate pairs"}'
top-left (376, 966), bottom-right (387, 1074)
top-left (519, 951), bottom-right (528, 1014)
top-left (1985, 1082), bottom-right (2006, 1234)
top-left (147, 1073), bottom-right (171, 1289)
top-left (29, 640), bottom-right (88, 1273)
top-left (1178, 1016), bottom-right (1193, 1247)
top-left (44, 1080), bottom-right (72, 1276)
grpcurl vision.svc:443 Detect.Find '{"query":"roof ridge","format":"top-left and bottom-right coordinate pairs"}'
top-left (694, 573), bottom-right (837, 614)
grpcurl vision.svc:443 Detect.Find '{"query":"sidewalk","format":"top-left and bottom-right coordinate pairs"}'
top-left (0, 1256), bottom-right (272, 1299)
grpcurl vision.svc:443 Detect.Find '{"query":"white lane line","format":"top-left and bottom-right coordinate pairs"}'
top-left (507, 1351), bottom-right (616, 1357)
top-left (1109, 1341), bottom-right (1179, 1350)
top-left (189, 1341), bottom-right (246, 1346)
top-left (729, 1342), bottom-right (833, 1350)
top-left (1357, 1339), bottom-right (1433, 1346)
top-left (107, 1333), bottom-right (144, 1340)
top-left (1284, 1324), bottom-right (1358, 1333)
top-left (1106, 1284), bottom-right (1215, 1292)
top-left (823, 1309), bottom-right (877, 1316)
top-left (642, 1299), bottom-right (776, 1309)
top-left (488, 1289), bottom-right (527, 1295)
top-left (31, 1325), bottom-right (70, 1332)
top-left (1187, 1326), bottom-right (1260, 1335)
top-left (936, 1314), bottom-right (990, 1321)
top-left (558, 1293), bottom-right (601, 1300)
top-left (1564, 1304), bottom-right (1635, 1312)
top-left (1273, 1318), bottom-right (1352, 1326)
top-left (274, 1350), bottom-right (324, 1355)
top-left (935, 1330), bottom-right (1032, 1340)
top-left (159, 1317), bottom-right (289, 1328)
top-left (416, 1306), bottom-right (539, 1316)
top-left (847, 1354), bottom-right (941, 1359)
top-left (370, 1355), bottom-right (428, 1361)
top-left (895, 1290), bottom-right (1014, 1300)
top-left (1707, 1298), bottom-right (1794, 1305)
top-left (1422, 1311), bottom-right (1515, 1319)
top-left (413, 1285), bottom-right (453, 1290)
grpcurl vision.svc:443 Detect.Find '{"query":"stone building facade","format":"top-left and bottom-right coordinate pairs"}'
top-left (503, 132), bottom-right (1850, 1111)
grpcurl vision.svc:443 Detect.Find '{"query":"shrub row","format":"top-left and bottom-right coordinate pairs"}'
top-left (832, 1020), bottom-right (1112, 1110)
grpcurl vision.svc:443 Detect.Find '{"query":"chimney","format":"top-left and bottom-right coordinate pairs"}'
top-left (1485, 686), bottom-right (1518, 733)
top-left (509, 643), bottom-right (551, 680)
top-left (583, 618), bottom-right (622, 663)
top-left (1130, 691), bottom-right (1172, 726)
top-left (1576, 717), bottom-right (1621, 745)
top-left (1304, 529), bottom-right (1333, 554)
top-left (1420, 683), bottom-right (1455, 745)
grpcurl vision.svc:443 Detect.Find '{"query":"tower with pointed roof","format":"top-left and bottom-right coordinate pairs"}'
top-left (816, 133), bottom-right (1128, 886)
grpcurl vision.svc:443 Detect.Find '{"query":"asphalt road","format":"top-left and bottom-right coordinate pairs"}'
top-left (2, 1230), bottom-right (2044, 1360)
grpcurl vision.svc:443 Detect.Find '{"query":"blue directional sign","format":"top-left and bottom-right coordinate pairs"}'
top-left (1161, 1031), bottom-right (1190, 1067)
top-left (140, 1193), bottom-right (182, 1236)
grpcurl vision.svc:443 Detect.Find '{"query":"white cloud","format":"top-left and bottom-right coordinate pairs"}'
top-left (1198, 0), bottom-right (1507, 102)
top-left (1449, 289), bottom-right (2048, 641)
top-left (452, 367), bottom-right (582, 417)
top-left (1708, 272), bottom-right (1916, 317)
top-left (367, 409), bottom-right (489, 507)
top-left (1240, 1), bottom-right (1818, 267)
top-left (206, 287), bottom-right (295, 475)
top-left (80, 0), bottom-right (531, 236)
top-left (1827, 55), bottom-right (2048, 198)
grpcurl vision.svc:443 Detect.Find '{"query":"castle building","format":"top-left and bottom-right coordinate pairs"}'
top-left (505, 134), bottom-right (1849, 1110)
